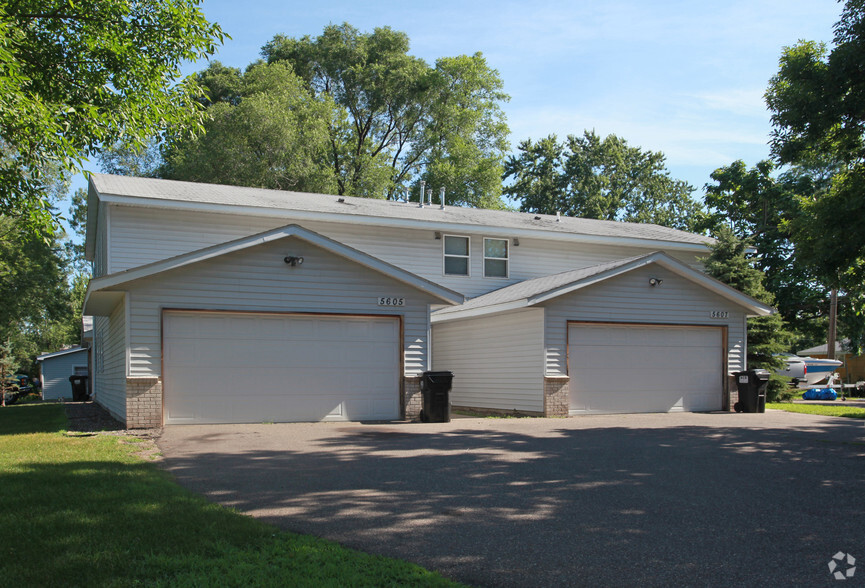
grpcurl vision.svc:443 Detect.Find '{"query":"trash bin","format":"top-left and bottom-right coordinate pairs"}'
top-left (733, 369), bottom-right (770, 413)
top-left (69, 375), bottom-right (89, 402)
top-left (419, 371), bottom-right (453, 423)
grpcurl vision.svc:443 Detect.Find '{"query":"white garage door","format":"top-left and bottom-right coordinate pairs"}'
top-left (163, 311), bottom-right (400, 424)
top-left (568, 323), bottom-right (723, 414)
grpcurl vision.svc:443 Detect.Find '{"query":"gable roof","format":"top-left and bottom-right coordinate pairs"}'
top-left (86, 174), bottom-right (713, 260)
top-left (37, 346), bottom-right (88, 362)
top-left (798, 340), bottom-right (854, 356)
top-left (431, 251), bottom-right (775, 322)
top-left (84, 224), bottom-right (465, 315)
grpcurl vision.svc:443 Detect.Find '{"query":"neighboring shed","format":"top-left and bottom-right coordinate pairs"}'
top-left (36, 347), bottom-right (90, 401)
top-left (798, 340), bottom-right (865, 383)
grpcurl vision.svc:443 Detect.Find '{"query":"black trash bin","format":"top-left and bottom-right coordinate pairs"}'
top-left (69, 375), bottom-right (89, 402)
top-left (733, 369), bottom-right (770, 413)
top-left (419, 371), bottom-right (453, 423)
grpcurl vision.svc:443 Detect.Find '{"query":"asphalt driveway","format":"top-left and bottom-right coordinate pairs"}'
top-left (158, 411), bottom-right (865, 587)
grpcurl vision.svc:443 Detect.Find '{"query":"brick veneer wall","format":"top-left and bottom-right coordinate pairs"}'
top-left (544, 376), bottom-right (570, 417)
top-left (126, 377), bottom-right (162, 429)
top-left (403, 376), bottom-right (422, 421)
top-left (727, 374), bottom-right (737, 411)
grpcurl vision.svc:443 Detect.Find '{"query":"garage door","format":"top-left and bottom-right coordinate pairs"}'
top-left (163, 311), bottom-right (400, 424)
top-left (567, 323), bottom-right (723, 414)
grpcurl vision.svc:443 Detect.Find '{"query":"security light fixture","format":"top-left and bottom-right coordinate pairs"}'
top-left (649, 277), bottom-right (663, 287)
top-left (284, 256), bottom-right (304, 266)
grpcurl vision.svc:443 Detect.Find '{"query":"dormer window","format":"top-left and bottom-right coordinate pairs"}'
top-left (484, 238), bottom-right (509, 278)
top-left (443, 235), bottom-right (470, 276)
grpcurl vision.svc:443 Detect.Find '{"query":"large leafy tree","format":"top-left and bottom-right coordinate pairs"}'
top-left (262, 24), bottom-right (510, 205)
top-left (504, 131), bottom-right (706, 231)
top-left (0, 216), bottom-right (79, 373)
top-left (765, 0), bottom-right (865, 291)
top-left (0, 0), bottom-right (225, 235)
top-left (701, 160), bottom-right (830, 345)
top-left (162, 62), bottom-right (339, 193)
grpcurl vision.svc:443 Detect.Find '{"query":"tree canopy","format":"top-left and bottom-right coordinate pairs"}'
top-left (0, 0), bottom-right (225, 235)
top-left (261, 23), bottom-right (510, 206)
top-left (765, 0), bottom-right (865, 291)
top-left (162, 61), bottom-right (339, 193)
top-left (503, 131), bottom-right (705, 231)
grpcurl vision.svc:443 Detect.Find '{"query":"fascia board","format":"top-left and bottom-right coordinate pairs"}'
top-left (96, 193), bottom-right (712, 253)
top-left (430, 299), bottom-right (529, 323)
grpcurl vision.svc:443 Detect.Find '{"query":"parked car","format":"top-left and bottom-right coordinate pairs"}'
top-left (2, 376), bottom-right (21, 405)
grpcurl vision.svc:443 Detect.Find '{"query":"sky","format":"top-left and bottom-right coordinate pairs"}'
top-left (68, 0), bottom-right (842, 215)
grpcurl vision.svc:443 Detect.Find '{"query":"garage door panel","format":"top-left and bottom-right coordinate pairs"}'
top-left (569, 324), bottom-right (722, 414)
top-left (164, 312), bottom-right (400, 424)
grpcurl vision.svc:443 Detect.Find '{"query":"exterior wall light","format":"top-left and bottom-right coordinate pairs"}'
top-left (284, 256), bottom-right (304, 266)
top-left (649, 277), bottom-right (663, 287)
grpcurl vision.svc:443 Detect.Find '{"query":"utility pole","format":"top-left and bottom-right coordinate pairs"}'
top-left (827, 288), bottom-right (837, 360)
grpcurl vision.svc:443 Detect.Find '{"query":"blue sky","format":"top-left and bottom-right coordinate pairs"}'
top-left (69, 0), bottom-right (841, 213)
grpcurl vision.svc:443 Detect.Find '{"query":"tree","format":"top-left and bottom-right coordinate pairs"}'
top-left (162, 62), bottom-right (339, 193)
top-left (765, 0), bottom-right (865, 292)
top-left (701, 160), bottom-right (831, 345)
top-left (702, 228), bottom-right (793, 400)
top-left (0, 216), bottom-right (78, 374)
top-left (504, 131), bottom-right (706, 231)
top-left (0, 337), bottom-right (17, 406)
top-left (262, 24), bottom-right (510, 205)
top-left (0, 0), bottom-right (225, 236)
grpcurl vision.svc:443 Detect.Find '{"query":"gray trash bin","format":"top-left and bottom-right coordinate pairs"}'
top-left (733, 369), bottom-right (770, 413)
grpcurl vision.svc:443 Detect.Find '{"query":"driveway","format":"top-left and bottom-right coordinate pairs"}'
top-left (158, 411), bottom-right (865, 587)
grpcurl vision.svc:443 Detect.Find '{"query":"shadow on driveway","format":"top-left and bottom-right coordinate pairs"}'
top-left (158, 412), bottom-right (865, 587)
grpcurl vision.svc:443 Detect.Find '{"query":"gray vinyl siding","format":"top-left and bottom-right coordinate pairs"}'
top-left (93, 299), bottom-right (128, 420)
top-left (93, 203), bottom-right (109, 277)
top-left (542, 264), bottom-right (746, 377)
top-left (432, 309), bottom-right (545, 412)
top-left (107, 205), bottom-right (707, 298)
top-left (40, 350), bottom-right (89, 400)
top-left (122, 236), bottom-right (439, 378)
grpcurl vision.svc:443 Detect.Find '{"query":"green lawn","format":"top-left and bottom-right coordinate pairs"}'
top-left (766, 402), bottom-right (865, 419)
top-left (0, 404), bottom-right (461, 587)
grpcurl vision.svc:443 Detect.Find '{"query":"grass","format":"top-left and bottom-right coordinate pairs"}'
top-left (766, 402), bottom-right (865, 419)
top-left (0, 404), bottom-right (462, 587)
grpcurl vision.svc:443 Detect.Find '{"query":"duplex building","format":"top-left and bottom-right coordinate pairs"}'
top-left (82, 175), bottom-right (772, 427)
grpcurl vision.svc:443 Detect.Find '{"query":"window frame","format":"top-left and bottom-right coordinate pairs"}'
top-left (483, 237), bottom-right (510, 279)
top-left (442, 234), bottom-right (471, 277)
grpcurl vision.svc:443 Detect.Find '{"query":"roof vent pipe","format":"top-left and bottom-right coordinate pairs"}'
top-left (428, 185), bottom-right (433, 206)
top-left (419, 181), bottom-right (425, 208)
top-left (440, 187), bottom-right (445, 210)
top-left (556, 211), bottom-right (561, 222)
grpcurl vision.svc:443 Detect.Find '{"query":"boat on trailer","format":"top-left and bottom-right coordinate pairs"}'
top-left (777, 355), bottom-right (843, 388)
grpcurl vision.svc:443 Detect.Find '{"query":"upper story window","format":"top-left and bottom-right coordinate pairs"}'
top-left (443, 235), bottom-right (470, 276)
top-left (484, 238), bottom-right (509, 278)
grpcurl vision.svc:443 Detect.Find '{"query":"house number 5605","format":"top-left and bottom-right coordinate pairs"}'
top-left (378, 297), bottom-right (405, 307)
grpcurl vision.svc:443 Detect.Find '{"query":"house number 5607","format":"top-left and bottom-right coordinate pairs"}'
top-left (378, 297), bottom-right (405, 307)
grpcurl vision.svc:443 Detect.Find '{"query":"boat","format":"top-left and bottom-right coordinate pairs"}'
top-left (777, 355), bottom-right (843, 387)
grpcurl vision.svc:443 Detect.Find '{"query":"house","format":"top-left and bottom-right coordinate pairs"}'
top-left (798, 340), bottom-right (865, 383)
top-left (82, 174), bottom-right (772, 428)
top-left (36, 347), bottom-right (90, 401)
